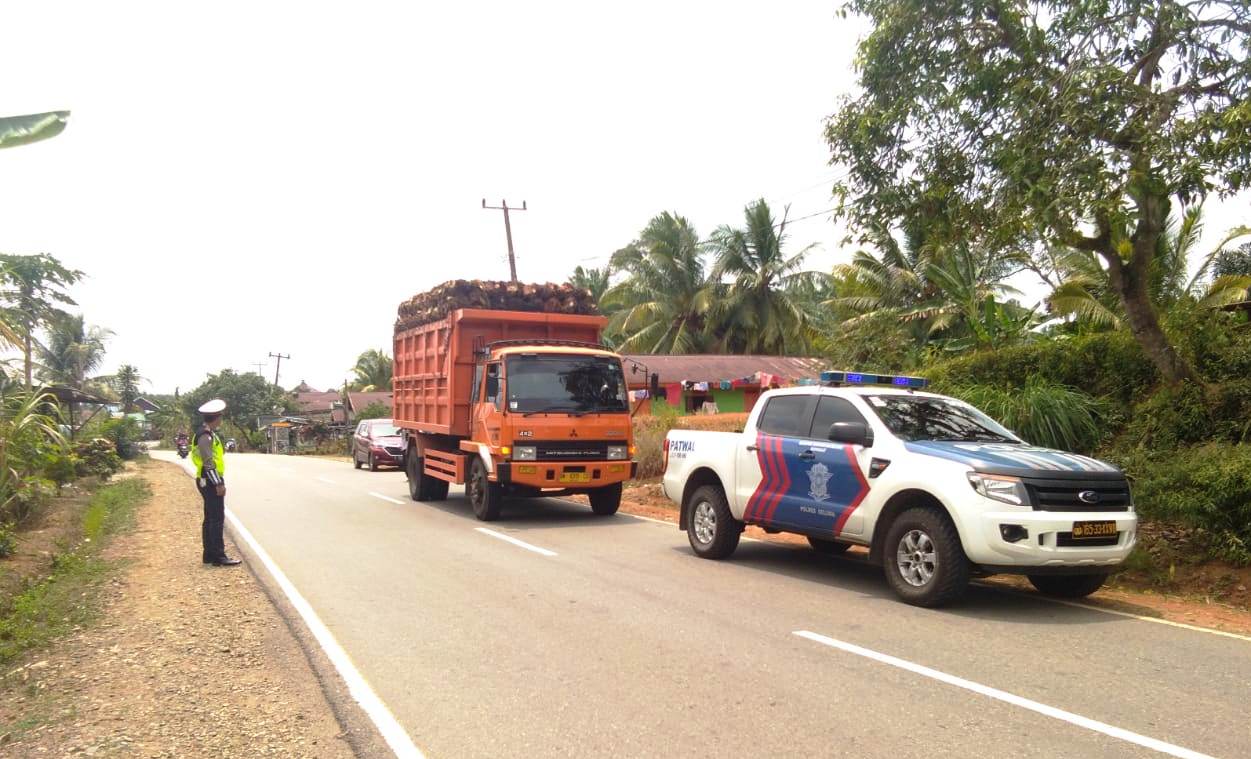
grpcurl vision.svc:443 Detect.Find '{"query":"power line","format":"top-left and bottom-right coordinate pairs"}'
top-left (482, 199), bottom-right (527, 281)
top-left (268, 352), bottom-right (290, 387)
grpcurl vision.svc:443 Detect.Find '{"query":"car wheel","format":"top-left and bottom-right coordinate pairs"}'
top-left (1028, 573), bottom-right (1108, 599)
top-left (353, 451), bottom-right (362, 470)
top-left (468, 458), bottom-right (502, 521)
top-left (808, 536), bottom-right (851, 555)
top-left (882, 507), bottom-right (970, 607)
top-left (685, 484), bottom-right (741, 559)
top-left (368, 452), bottom-right (379, 472)
top-left (589, 483), bottom-right (622, 516)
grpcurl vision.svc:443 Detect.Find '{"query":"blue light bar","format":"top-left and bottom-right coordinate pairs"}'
top-left (820, 370), bottom-right (929, 389)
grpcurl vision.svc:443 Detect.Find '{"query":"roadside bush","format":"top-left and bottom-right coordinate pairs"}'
top-left (945, 377), bottom-right (1107, 453)
top-left (5, 478), bottom-right (56, 524)
top-left (74, 438), bottom-right (124, 481)
top-left (0, 524), bottom-right (16, 558)
top-left (41, 449), bottom-right (80, 493)
top-left (633, 404), bottom-right (681, 479)
top-left (1112, 443), bottom-right (1251, 565)
top-left (97, 417), bottom-right (143, 460)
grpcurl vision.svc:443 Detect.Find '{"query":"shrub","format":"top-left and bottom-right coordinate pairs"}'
top-left (355, 402), bottom-right (391, 421)
top-left (42, 450), bottom-right (80, 492)
top-left (945, 377), bottom-right (1106, 453)
top-left (1111, 443), bottom-right (1251, 565)
top-left (0, 523), bottom-right (16, 558)
top-left (5, 478), bottom-right (56, 524)
top-left (74, 438), bottom-right (124, 480)
top-left (633, 404), bottom-right (681, 479)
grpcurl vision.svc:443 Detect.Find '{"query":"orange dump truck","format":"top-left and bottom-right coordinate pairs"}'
top-left (393, 308), bottom-right (637, 520)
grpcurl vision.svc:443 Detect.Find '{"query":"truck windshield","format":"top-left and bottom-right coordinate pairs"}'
top-left (866, 395), bottom-right (1020, 443)
top-left (506, 355), bottom-right (628, 414)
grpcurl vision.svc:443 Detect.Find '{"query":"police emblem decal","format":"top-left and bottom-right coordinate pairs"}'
top-left (807, 462), bottom-right (832, 502)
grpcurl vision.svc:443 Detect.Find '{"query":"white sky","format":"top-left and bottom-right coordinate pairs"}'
top-left (1, 2), bottom-right (1246, 393)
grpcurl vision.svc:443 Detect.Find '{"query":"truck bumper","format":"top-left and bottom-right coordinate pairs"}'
top-left (495, 460), bottom-right (636, 488)
top-left (964, 509), bottom-right (1137, 571)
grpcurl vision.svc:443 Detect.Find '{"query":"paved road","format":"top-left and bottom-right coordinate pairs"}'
top-left (153, 450), bottom-right (1249, 758)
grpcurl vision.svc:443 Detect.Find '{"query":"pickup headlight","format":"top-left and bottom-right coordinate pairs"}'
top-left (967, 472), bottom-right (1028, 506)
top-left (607, 445), bottom-right (628, 460)
top-left (513, 445), bottom-right (537, 461)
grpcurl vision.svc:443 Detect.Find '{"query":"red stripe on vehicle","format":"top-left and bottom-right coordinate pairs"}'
top-left (832, 444), bottom-right (871, 535)
top-left (760, 435), bottom-right (788, 523)
top-left (744, 432), bottom-right (770, 523)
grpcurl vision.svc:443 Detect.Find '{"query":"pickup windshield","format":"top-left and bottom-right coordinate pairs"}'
top-left (506, 354), bottom-right (628, 414)
top-left (866, 394), bottom-right (1020, 443)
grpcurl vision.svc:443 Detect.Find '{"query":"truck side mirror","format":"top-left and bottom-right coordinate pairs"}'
top-left (486, 375), bottom-right (499, 399)
top-left (828, 421), bottom-right (873, 447)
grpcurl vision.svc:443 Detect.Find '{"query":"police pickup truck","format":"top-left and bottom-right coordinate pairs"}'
top-left (662, 371), bottom-right (1136, 607)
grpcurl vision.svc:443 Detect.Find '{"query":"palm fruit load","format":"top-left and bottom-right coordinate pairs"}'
top-left (396, 279), bottom-right (598, 333)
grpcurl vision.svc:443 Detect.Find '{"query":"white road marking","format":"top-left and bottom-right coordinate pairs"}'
top-left (474, 527), bottom-right (558, 557)
top-left (316, 476), bottom-right (337, 484)
top-left (369, 492), bottom-right (407, 505)
top-left (227, 511), bottom-right (425, 759)
top-left (977, 583), bottom-right (1251, 644)
top-left (794, 630), bottom-right (1212, 759)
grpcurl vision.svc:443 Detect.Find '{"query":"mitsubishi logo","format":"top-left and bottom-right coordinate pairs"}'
top-left (569, 429), bottom-right (578, 438)
top-left (1077, 490), bottom-right (1101, 504)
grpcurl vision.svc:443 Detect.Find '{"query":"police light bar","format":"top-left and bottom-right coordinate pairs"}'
top-left (819, 370), bottom-right (929, 389)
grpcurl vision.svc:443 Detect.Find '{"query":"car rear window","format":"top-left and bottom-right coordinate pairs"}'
top-left (757, 395), bottom-right (812, 437)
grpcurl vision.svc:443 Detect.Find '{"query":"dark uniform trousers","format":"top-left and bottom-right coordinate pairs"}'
top-left (198, 478), bottom-right (226, 562)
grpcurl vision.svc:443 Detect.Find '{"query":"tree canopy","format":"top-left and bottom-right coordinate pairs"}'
top-left (183, 370), bottom-right (292, 431)
top-left (350, 349), bottom-right (392, 391)
top-left (826, 0), bottom-right (1251, 383)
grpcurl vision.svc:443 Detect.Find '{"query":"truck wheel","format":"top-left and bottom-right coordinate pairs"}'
top-left (589, 483), bottom-right (622, 516)
top-left (1028, 573), bottom-right (1108, 599)
top-left (468, 458), bottom-right (502, 521)
top-left (407, 452), bottom-right (449, 502)
top-left (807, 536), bottom-right (851, 555)
top-left (882, 507), bottom-right (970, 607)
top-left (685, 484), bottom-right (741, 559)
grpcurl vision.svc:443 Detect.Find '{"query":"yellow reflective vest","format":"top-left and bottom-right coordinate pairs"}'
top-left (191, 429), bottom-right (226, 479)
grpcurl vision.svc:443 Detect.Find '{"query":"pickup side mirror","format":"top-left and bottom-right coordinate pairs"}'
top-left (828, 421), bottom-right (873, 447)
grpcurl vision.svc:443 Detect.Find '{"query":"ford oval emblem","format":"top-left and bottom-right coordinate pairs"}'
top-left (1077, 490), bottom-right (1101, 504)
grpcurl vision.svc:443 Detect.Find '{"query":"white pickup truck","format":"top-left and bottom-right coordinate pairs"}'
top-left (662, 372), bottom-right (1137, 607)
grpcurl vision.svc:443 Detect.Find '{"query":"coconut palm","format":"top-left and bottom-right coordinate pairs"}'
top-left (0, 253), bottom-right (84, 389)
top-left (568, 265), bottom-right (613, 304)
top-left (38, 314), bottom-right (113, 390)
top-left (111, 364), bottom-right (143, 412)
top-left (704, 200), bottom-right (817, 355)
top-left (351, 349), bottom-right (392, 391)
top-left (602, 212), bottom-right (711, 354)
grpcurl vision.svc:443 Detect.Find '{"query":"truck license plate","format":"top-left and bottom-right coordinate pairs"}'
top-left (560, 472), bottom-right (590, 483)
top-left (1071, 520), bottom-right (1117, 539)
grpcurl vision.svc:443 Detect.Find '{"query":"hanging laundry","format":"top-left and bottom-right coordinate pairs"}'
top-left (719, 380), bottom-right (732, 390)
top-left (693, 381), bottom-right (709, 392)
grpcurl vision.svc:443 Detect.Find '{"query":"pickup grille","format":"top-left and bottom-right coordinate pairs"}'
top-left (1023, 476), bottom-right (1132, 512)
top-left (534, 440), bottom-right (610, 461)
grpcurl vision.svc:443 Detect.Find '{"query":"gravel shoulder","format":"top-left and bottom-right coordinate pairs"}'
top-left (0, 460), bottom-right (356, 757)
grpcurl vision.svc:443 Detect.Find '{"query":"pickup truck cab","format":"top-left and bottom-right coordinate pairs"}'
top-left (662, 372), bottom-right (1136, 607)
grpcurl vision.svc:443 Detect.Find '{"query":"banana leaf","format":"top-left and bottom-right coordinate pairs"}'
top-left (0, 111), bottom-right (70, 150)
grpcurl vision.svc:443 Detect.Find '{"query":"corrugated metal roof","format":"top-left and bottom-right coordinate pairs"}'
top-left (622, 355), bottom-right (826, 385)
top-left (347, 391), bottom-right (394, 412)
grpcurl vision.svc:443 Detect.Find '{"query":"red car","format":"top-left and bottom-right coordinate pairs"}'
top-left (352, 419), bottom-right (405, 471)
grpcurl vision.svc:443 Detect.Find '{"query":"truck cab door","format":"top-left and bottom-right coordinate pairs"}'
top-left (739, 394), bottom-right (816, 525)
top-left (475, 362), bottom-right (502, 447)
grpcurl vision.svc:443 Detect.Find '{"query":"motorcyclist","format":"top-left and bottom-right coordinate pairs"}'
top-left (175, 432), bottom-right (190, 458)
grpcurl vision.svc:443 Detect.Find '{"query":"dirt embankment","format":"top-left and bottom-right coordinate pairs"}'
top-left (0, 461), bottom-right (355, 757)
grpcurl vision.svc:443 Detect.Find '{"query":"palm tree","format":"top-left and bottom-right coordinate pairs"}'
top-left (1049, 205), bottom-right (1251, 328)
top-left (351, 349), bottom-right (392, 391)
top-left (0, 253), bottom-right (84, 389)
top-left (704, 200), bottom-right (817, 355)
top-left (602, 212), bottom-right (712, 354)
top-left (568, 265), bottom-right (613, 304)
top-left (111, 364), bottom-right (143, 413)
top-left (38, 314), bottom-right (112, 390)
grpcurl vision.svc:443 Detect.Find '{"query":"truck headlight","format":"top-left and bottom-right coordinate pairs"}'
top-left (513, 446), bottom-right (537, 461)
top-left (607, 445), bottom-right (628, 460)
top-left (967, 472), bottom-right (1028, 506)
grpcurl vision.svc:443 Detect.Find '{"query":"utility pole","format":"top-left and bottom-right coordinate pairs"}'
top-left (250, 361), bottom-right (266, 376)
top-left (268, 352), bottom-right (290, 387)
top-left (482, 198), bottom-right (527, 281)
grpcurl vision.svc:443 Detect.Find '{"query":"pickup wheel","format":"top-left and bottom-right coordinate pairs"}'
top-left (468, 458), bottom-right (503, 521)
top-left (589, 483), bottom-right (622, 516)
top-left (807, 536), bottom-right (851, 555)
top-left (882, 507), bottom-right (970, 607)
top-left (1028, 573), bottom-right (1108, 599)
top-left (407, 451), bottom-right (448, 502)
top-left (685, 484), bottom-right (741, 559)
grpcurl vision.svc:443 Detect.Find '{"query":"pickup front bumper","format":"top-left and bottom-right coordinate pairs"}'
top-left (965, 509), bottom-right (1137, 571)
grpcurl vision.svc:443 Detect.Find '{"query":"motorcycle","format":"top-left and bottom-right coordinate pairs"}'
top-left (225, 438), bottom-right (238, 452)
top-left (175, 435), bottom-right (189, 459)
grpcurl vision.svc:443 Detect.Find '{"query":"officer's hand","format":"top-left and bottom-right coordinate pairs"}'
top-left (215, 484), bottom-right (226, 497)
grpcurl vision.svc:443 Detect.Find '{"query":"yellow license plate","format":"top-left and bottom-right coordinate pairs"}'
top-left (560, 472), bottom-right (590, 483)
top-left (1072, 521), bottom-right (1117, 539)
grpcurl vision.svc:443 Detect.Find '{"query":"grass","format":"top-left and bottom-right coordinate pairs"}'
top-left (0, 478), bottom-right (150, 665)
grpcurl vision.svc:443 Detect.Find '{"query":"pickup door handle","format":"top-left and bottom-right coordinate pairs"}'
top-left (746, 445), bottom-right (759, 452)
top-left (798, 450), bottom-right (816, 461)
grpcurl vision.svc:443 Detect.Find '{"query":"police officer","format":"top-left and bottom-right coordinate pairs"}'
top-left (192, 399), bottom-right (241, 566)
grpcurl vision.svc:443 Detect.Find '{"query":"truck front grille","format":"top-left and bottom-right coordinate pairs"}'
top-left (1023, 477), bottom-right (1132, 512)
top-left (534, 441), bottom-right (610, 461)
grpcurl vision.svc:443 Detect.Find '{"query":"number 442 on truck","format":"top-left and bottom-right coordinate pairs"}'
top-left (662, 372), bottom-right (1137, 607)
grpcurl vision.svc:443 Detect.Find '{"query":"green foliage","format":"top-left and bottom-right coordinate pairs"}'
top-left (0, 524), bottom-right (15, 559)
top-left (0, 111), bottom-right (70, 150)
top-left (350, 350), bottom-right (392, 391)
top-left (37, 313), bottom-right (112, 390)
top-left (354, 401), bottom-right (391, 421)
top-left (98, 416), bottom-right (142, 460)
top-left (0, 253), bottom-right (84, 388)
top-left (945, 378), bottom-right (1106, 454)
top-left (182, 369), bottom-right (293, 432)
top-left (1113, 444), bottom-right (1251, 566)
top-left (0, 390), bottom-right (67, 524)
top-left (41, 450), bottom-right (79, 492)
top-left (110, 364), bottom-right (142, 412)
top-left (1214, 242), bottom-right (1251, 280)
top-left (632, 403), bottom-right (681, 479)
top-left (72, 438), bottom-right (123, 481)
